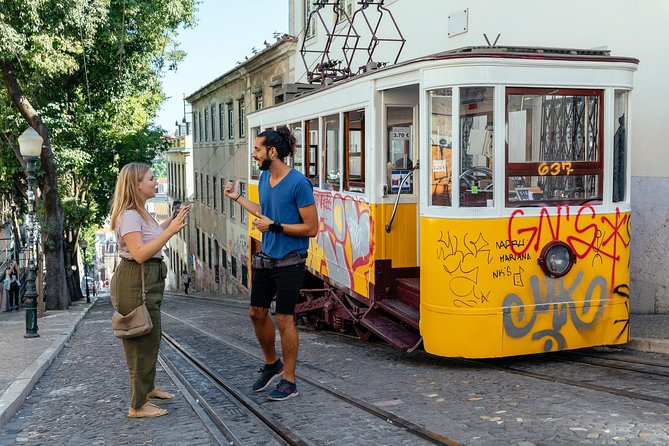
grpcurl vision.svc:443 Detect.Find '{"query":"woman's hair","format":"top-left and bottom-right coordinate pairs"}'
top-left (258, 126), bottom-right (296, 161)
top-left (110, 162), bottom-right (151, 230)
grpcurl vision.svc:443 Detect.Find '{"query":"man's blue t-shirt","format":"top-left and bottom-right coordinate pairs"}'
top-left (258, 169), bottom-right (315, 259)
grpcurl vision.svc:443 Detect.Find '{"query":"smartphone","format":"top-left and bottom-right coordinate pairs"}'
top-left (171, 200), bottom-right (182, 219)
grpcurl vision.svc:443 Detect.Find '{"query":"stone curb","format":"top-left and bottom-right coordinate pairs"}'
top-left (625, 337), bottom-right (669, 355)
top-left (0, 299), bottom-right (95, 429)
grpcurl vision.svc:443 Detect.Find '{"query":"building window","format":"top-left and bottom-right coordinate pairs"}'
top-left (255, 93), bottom-right (263, 110)
top-left (229, 194), bottom-right (236, 220)
top-left (204, 108), bottom-right (209, 142)
top-left (239, 99), bottom-right (245, 138)
top-left (206, 174), bottom-right (210, 206)
top-left (213, 177), bottom-right (217, 210)
top-left (231, 256), bottom-right (237, 278)
top-left (227, 103), bottom-right (234, 139)
top-left (200, 173), bottom-right (204, 203)
top-left (305, 0), bottom-right (316, 39)
top-left (194, 172), bottom-right (199, 200)
top-left (222, 248), bottom-right (228, 269)
top-left (202, 232), bottom-right (206, 263)
top-left (219, 103), bottom-right (225, 140)
top-left (240, 182), bottom-right (247, 224)
top-left (198, 111), bottom-right (203, 142)
top-left (207, 237), bottom-right (212, 268)
top-left (193, 116), bottom-right (197, 142)
top-left (220, 178), bottom-right (226, 215)
top-left (196, 227), bottom-right (201, 257)
top-left (251, 127), bottom-right (261, 179)
top-left (210, 105), bottom-right (216, 141)
top-left (241, 262), bottom-right (248, 287)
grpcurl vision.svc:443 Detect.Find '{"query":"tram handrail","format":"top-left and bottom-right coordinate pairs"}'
top-left (385, 162), bottom-right (419, 233)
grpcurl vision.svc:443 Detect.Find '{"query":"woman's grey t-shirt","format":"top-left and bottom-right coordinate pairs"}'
top-left (115, 209), bottom-right (164, 260)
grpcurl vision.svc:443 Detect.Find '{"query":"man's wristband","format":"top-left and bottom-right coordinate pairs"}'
top-left (234, 194), bottom-right (241, 202)
top-left (268, 221), bottom-right (284, 233)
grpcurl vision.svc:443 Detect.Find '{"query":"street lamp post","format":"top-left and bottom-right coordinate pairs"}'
top-left (18, 126), bottom-right (42, 339)
top-left (79, 239), bottom-right (90, 303)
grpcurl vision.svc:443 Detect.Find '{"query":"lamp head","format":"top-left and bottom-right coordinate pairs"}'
top-left (79, 239), bottom-right (88, 250)
top-left (18, 127), bottom-right (43, 159)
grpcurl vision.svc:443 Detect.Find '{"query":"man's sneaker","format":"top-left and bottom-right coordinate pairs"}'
top-left (268, 379), bottom-right (299, 401)
top-left (252, 360), bottom-right (284, 392)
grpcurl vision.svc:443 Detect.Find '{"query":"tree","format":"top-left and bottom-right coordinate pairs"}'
top-left (0, 0), bottom-right (196, 309)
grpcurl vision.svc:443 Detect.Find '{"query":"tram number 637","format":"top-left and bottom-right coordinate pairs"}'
top-left (538, 161), bottom-right (574, 176)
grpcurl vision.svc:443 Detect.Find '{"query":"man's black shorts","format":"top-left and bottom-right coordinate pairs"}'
top-left (250, 263), bottom-right (306, 314)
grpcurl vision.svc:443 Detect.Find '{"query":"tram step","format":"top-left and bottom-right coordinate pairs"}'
top-left (376, 299), bottom-right (420, 330)
top-left (395, 278), bottom-right (420, 309)
top-left (360, 311), bottom-right (422, 352)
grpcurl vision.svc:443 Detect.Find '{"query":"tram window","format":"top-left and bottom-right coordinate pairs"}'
top-left (506, 88), bottom-right (603, 206)
top-left (460, 87), bottom-right (494, 207)
top-left (386, 107), bottom-right (414, 194)
top-left (251, 127), bottom-right (261, 179)
top-left (345, 109), bottom-right (365, 193)
top-left (613, 91), bottom-right (628, 202)
top-left (305, 118), bottom-right (320, 186)
top-left (324, 114), bottom-right (341, 191)
top-left (429, 89), bottom-right (452, 206)
top-left (290, 122), bottom-right (304, 173)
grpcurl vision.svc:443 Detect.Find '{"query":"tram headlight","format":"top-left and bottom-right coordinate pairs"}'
top-left (538, 241), bottom-right (576, 278)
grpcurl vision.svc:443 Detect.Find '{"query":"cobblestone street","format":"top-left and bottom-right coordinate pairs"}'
top-left (1, 293), bottom-right (668, 445)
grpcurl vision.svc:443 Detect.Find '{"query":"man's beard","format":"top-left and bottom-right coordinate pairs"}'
top-left (259, 159), bottom-right (272, 171)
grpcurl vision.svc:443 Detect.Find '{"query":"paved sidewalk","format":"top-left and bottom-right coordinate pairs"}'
top-left (0, 299), bottom-right (92, 428)
top-left (0, 288), bottom-right (668, 434)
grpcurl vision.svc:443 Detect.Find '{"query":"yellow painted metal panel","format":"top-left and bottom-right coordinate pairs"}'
top-left (420, 208), bottom-right (631, 357)
top-left (370, 203), bottom-right (417, 267)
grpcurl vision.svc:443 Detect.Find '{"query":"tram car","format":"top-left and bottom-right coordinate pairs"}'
top-left (246, 46), bottom-right (637, 358)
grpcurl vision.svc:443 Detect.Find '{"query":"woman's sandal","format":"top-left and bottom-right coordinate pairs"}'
top-left (128, 402), bottom-right (168, 418)
top-left (147, 387), bottom-right (175, 400)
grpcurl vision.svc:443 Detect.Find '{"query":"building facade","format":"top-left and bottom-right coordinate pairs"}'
top-left (186, 36), bottom-right (298, 293)
top-left (289, 0), bottom-right (669, 313)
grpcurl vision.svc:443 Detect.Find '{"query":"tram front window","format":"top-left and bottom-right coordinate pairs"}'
top-left (460, 87), bottom-right (494, 207)
top-left (429, 88), bottom-right (453, 206)
top-left (505, 88), bottom-right (603, 206)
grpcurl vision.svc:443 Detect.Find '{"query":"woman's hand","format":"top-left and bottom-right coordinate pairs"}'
top-left (168, 205), bottom-right (191, 235)
top-left (251, 212), bottom-right (273, 233)
top-left (224, 179), bottom-right (241, 200)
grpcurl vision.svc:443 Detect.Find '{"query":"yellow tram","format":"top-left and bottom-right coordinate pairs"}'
top-left (245, 46), bottom-right (637, 358)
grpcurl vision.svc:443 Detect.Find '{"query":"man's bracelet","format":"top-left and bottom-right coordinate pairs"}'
top-left (234, 194), bottom-right (241, 202)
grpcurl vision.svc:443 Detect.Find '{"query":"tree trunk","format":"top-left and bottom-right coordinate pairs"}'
top-left (1, 59), bottom-right (70, 310)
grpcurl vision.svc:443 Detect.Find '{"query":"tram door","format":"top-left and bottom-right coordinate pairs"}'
top-left (385, 96), bottom-right (420, 267)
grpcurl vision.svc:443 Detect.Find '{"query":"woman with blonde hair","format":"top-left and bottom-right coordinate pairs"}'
top-left (110, 162), bottom-right (190, 418)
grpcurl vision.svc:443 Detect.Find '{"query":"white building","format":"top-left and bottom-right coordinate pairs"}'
top-left (288, 0), bottom-right (669, 313)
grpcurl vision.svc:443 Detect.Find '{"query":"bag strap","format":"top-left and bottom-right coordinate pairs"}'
top-left (111, 263), bottom-right (147, 311)
top-left (140, 263), bottom-right (146, 304)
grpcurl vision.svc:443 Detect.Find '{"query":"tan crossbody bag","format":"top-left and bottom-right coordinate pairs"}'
top-left (111, 264), bottom-right (153, 338)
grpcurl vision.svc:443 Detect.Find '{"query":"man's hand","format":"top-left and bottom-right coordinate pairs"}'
top-left (251, 212), bottom-right (272, 233)
top-left (224, 179), bottom-right (241, 200)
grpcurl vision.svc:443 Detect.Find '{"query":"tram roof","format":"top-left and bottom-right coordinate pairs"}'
top-left (250, 45), bottom-right (638, 112)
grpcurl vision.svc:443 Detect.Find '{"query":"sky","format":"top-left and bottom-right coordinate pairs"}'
top-left (155, 0), bottom-right (289, 133)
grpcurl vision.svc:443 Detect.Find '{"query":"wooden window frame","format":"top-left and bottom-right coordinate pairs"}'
top-left (505, 87), bottom-right (604, 207)
top-left (304, 119), bottom-right (320, 185)
top-left (344, 110), bottom-right (365, 192)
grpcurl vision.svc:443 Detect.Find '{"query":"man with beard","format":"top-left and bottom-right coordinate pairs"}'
top-left (224, 126), bottom-right (318, 401)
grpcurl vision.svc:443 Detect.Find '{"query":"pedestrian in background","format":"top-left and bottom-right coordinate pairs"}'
top-left (5, 262), bottom-right (20, 311)
top-left (224, 126), bottom-right (318, 401)
top-left (181, 269), bottom-right (190, 294)
top-left (110, 162), bottom-right (191, 418)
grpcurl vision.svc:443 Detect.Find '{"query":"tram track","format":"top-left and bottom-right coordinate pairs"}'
top-left (160, 332), bottom-right (312, 446)
top-left (161, 311), bottom-right (461, 446)
top-left (462, 355), bottom-right (669, 407)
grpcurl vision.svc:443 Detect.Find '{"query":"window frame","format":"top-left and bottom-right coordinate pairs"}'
top-left (344, 109), bottom-right (365, 193)
top-left (239, 99), bottom-right (246, 138)
top-left (211, 104), bottom-right (216, 141)
top-left (504, 87), bottom-right (604, 208)
top-left (227, 103), bottom-right (234, 139)
top-left (219, 103), bottom-right (225, 140)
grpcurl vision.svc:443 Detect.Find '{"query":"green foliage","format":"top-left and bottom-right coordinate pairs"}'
top-left (0, 0), bottom-right (196, 232)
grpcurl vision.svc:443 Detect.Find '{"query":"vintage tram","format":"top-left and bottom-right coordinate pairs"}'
top-left (245, 46), bottom-right (637, 358)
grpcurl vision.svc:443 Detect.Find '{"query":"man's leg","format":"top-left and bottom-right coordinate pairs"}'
top-left (249, 306), bottom-right (278, 364)
top-left (275, 314), bottom-right (298, 383)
